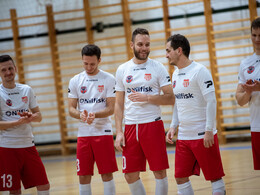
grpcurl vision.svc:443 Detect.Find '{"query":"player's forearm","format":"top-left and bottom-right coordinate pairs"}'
top-left (31, 112), bottom-right (42, 122)
top-left (147, 93), bottom-right (175, 105)
top-left (95, 107), bottom-right (114, 118)
top-left (235, 91), bottom-right (251, 106)
top-left (69, 107), bottom-right (81, 119)
top-left (0, 120), bottom-right (20, 130)
top-left (114, 106), bottom-right (124, 134)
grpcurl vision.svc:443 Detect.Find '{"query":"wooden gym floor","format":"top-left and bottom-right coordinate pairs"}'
top-left (1, 141), bottom-right (260, 195)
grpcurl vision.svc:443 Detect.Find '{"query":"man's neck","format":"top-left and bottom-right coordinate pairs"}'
top-left (3, 82), bottom-right (16, 89)
top-left (177, 58), bottom-right (192, 69)
top-left (132, 57), bottom-right (148, 65)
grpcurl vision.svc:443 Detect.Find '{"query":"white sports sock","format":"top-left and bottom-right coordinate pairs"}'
top-left (211, 179), bottom-right (226, 195)
top-left (128, 179), bottom-right (146, 195)
top-left (103, 179), bottom-right (116, 195)
top-left (155, 177), bottom-right (168, 195)
top-left (37, 190), bottom-right (50, 195)
top-left (79, 183), bottom-right (92, 195)
top-left (177, 181), bottom-right (194, 195)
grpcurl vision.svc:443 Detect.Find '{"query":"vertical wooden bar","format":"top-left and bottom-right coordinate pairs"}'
top-left (46, 4), bottom-right (69, 155)
top-left (203, 0), bottom-right (226, 143)
top-left (83, 0), bottom-right (94, 44)
top-left (121, 0), bottom-right (133, 60)
top-left (162, 0), bottom-right (174, 76)
top-left (10, 9), bottom-right (25, 84)
top-left (248, 0), bottom-right (257, 22)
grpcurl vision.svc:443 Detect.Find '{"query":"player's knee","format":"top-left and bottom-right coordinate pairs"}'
top-left (36, 183), bottom-right (50, 191)
top-left (9, 189), bottom-right (22, 195)
top-left (175, 177), bottom-right (190, 185)
top-left (124, 172), bottom-right (140, 184)
top-left (101, 172), bottom-right (113, 182)
top-left (153, 169), bottom-right (167, 179)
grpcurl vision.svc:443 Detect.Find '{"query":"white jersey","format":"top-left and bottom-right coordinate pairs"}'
top-left (68, 70), bottom-right (116, 137)
top-left (172, 61), bottom-right (217, 140)
top-left (0, 83), bottom-right (38, 148)
top-left (238, 53), bottom-right (260, 132)
top-left (115, 58), bottom-right (171, 124)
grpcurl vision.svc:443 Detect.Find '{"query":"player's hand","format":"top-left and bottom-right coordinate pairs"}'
top-left (80, 110), bottom-right (88, 122)
top-left (86, 112), bottom-right (95, 125)
top-left (128, 89), bottom-right (148, 102)
top-left (243, 79), bottom-right (260, 93)
top-left (166, 127), bottom-right (176, 144)
top-left (204, 131), bottom-right (214, 148)
top-left (115, 131), bottom-right (125, 152)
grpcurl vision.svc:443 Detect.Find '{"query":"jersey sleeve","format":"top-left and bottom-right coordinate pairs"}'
top-left (115, 65), bottom-right (125, 92)
top-left (28, 87), bottom-right (38, 109)
top-left (106, 75), bottom-right (116, 98)
top-left (197, 66), bottom-right (215, 96)
top-left (158, 63), bottom-right (171, 88)
top-left (68, 77), bottom-right (78, 98)
top-left (238, 61), bottom-right (246, 84)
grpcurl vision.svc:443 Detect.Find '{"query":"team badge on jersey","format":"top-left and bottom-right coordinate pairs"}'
top-left (98, 85), bottom-right (104, 92)
top-left (173, 80), bottom-right (176, 88)
top-left (22, 96), bottom-right (28, 103)
top-left (126, 75), bottom-right (133, 83)
top-left (80, 86), bottom-right (87, 94)
top-left (183, 79), bottom-right (189, 87)
top-left (247, 66), bottom-right (255, 74)
top-left (6, 99), bottom-right (12, 106)
top-left (144, 73), bottom-right (152, 81)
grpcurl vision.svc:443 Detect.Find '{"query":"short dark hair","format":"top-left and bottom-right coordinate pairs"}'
top-left (0, 54), bottom-right (15, 65)
top-left (251, 17), bottom-right (260, 31)
top-left (131, 28), bottom-right (150, 42)
top-left (167, 34), bottom-right (190, 58)
top-left (81, 44), bottom-right (101, 59)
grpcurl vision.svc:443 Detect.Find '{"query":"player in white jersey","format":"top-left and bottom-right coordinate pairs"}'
top-left (0, 55), bottom-right (50, 194)
top-left (236, 17), bottom-right (260, 170)
top-left (114, 28), bottom-right (175, 195)
top-left (165, 34), bottom-right (226, 195)
top-left (68, 44), bottom-right (118, 195)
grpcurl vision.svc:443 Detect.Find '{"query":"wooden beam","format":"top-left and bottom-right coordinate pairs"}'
top-left (83, 0), bottom-right (94, 44)
top-left (46, 4), bottom-right (69, 155)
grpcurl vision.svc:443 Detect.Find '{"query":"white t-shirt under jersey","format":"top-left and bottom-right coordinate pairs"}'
top-left (68, 70), bottom-right (116, 137)
top-left (238, 53), bottom-right (260, 132)
top-left (172, 61), bottom-right (217, 140)
top-left (0, 83), bottom-right (38, 148)
top-left (115, 58), bottom-right (171, 124)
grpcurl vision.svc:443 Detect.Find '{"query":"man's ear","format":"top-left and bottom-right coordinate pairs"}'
top-left (177, 47), bottom-right (183, 55)
top-left (130, 41), bottom-right (134, 49)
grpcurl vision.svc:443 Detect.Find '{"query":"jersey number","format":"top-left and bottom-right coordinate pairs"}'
top-left (1, 174), bottom-right (12, 188)
top-left (77, 159), bottom-right (80, 172)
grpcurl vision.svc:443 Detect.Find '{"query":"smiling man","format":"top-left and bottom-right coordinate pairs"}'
top-left (68, 44), bottom-right (118, 195)
top-left (236, 17), bottom-right (260, 171)
top-left (114, 28), bottom-right (175, 195)
top-left (0, 55), bottom-right (50, 195)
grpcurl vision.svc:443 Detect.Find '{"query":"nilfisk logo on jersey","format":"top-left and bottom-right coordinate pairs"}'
top-left (80, 86), bottom-right (87, 94)
top-left (144, 74), bottom-right (152, 81)
top-left (126, 75), bottom-right (133, 83)
top-left (5, 109), bottom-right (29, 116)
top-left (22, 96), bottom-right (28, 103)
top-left (175, 93), bottom-right (194, 99)
top-left (98, 85), bottom-right (104, 92)
top-left (6, 99), bottom-right (12, 106)
top-left (79, 98), bottom-right (106, 104)
top-left (183, 79), bottom-right (189, 87)
top-left (173, 80), bottom-right (176, 88)
top-left (247, 66), bottom-right (255, 74)
top-left (126, 86), bottom-right (153, 93)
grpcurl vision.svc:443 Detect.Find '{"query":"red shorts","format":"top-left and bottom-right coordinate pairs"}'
top-left (122, 120), bottom-right (169, 173)
top-left (77, 135), bottom-right (118, 175)
top-left (0, 146), bottom-right (49, 191)
top-left (251, 132), bottom-right (260, 170)
top-left (175, 134), bottom-right (225, 180)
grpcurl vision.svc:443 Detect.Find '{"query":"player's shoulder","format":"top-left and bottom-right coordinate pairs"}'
top-left (70, 71), bottom-right (85, 81)
top-left (16, 83), bottom-right (32, 90)
top-left (241, 53), bottom-right (256, 67)
top-left (148, 58), bottom-right (164, 67)
top-left (99, 69), bottom-right (115, 80)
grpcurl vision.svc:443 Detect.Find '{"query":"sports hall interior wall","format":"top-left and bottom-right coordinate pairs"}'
top-left (0, 0), bottom-right (259, 155)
